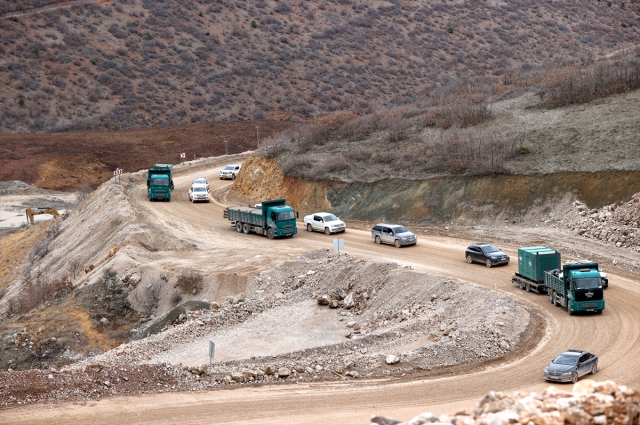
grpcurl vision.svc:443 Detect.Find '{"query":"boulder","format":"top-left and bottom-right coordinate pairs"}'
top-left (265, 365), bottom-right (276, 375)
top-left (231, 372), bottom-right (244, 383)
top-left (129, 273), bottom-right (141, 286)
top-left (210, 302), bottom-right (220, 310)
top-left (329, 300), bottom-right (339, 309)
top-left (108, 244), bottom-right (118, 257)
top-left (343, 292), bottom-right (355, 309)
top-left (385, 355), bottom-right (400, 365)
top-left (233, 293), bottom-right (246, 304)
top-left (277, 367), bottom-right (290, 378)
top-left (85, 265), bottom-right (95, 274)
top-left (294, 366), bottom-right (305, 373)
top-left (317, 295), bottom-right (330, 306)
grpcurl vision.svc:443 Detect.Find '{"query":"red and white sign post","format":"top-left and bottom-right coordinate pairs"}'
top-left (180, 153), bottom-right (185, 163)
top-left (113, 168), bottom-right (122, 183)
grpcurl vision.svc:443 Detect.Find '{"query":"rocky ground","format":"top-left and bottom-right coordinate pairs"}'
top-left (0, 250), bottom-right (532, 406)
top-left (562, 194), bottom-right (640, 252)
top-left (371, 380), bottom-right (640, 425)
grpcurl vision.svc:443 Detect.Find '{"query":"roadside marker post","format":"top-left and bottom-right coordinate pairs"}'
top-left (132, 183), bottom-right (135, 205)
top-left (208, 341), bottom-right (215, 374)
top-left (180, 152), bottom-right (185, 163)
top-left (224, 137), bottom-right (228, 155)
top-left (113, 168), bottom-right (122, 184)
top-left (333, 238), bottom-right (344, 256)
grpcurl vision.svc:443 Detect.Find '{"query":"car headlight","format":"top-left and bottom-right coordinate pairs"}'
top-left (562, 372), bottom-right (572, 376)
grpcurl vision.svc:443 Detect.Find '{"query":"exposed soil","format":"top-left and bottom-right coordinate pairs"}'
top-left (0, 120), bottom-right (291, 191)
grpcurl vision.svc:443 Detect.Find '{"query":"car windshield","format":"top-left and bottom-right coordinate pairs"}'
top-left (277, 211), bottom-right (295, 221)
top-left (150, 178), bottom-right (170, 187)
top-left (323, 214), bottom-right (339, 222)
top-left (482, 245), bottom-right (500, 253)
top-left (193, 186), bottom-right (206, 192)
top-left (394, 226), bottom-right (410, 234)
top-left (553, 355), bottom-right (579, 365)
top-left (194, 179), bottom-right (206, 184)
top-left (223, 166), bottom-right (235, 170)
top-left (574, 278), bottom-right (602, 289)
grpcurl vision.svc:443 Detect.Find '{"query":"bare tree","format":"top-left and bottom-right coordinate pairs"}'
top-left (67, 257), bottom-right (82, 280)
top-left (76, 183), bottom-right (92, 202)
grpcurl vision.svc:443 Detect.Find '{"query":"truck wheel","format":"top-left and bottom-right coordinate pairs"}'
top-left (567, 302), bottom-right (574, 316)
top-left (553, 291), bottom-right (559, 307)
top-left (526, 283), bottom-right (531, 292)
top-left (325, 227), bottom-right (331, 235)
top-left (375, 236), bottom-right (381, 245)
top-left (236, 222), bottom-right (242, 233)
top-left (243, 223), bottom-right (249, 234)
top-left (267, 228), bottom-right (274, 239)
top-left (549, 290), bottom-right (554, 304)
top-left (597, 309), bottom-right (603, 314)
top-left (518, 280), bottom-right (524, 290)
top-left (307, 224), bottom-right (313, 232)
top-left (466, 255), bottom-right (473, 264)
top-left (485, 259), bottom-right (492, 268)
top-left (394, 239), bottom-right (401, 248)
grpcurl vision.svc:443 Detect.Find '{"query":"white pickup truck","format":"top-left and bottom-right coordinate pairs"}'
top-left (220, 164), bottom-right (242, 180)
top-left (303, 212), bottom-right (346, 235)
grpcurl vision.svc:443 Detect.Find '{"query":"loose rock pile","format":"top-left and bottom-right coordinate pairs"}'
top-left (371, 380), bottom-right (640, 425)
top-left (564, 194), bottom-right (640, 251)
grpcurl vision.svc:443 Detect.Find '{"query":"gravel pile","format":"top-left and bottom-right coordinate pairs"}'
top-left (370, 380), bottom-right (640, 425)
top-left (563, 194), bottom-right (640, 251)
top-left (67, 250), bottom-right (530, 389)
top-left (0, 363), bottom-right (208, 407)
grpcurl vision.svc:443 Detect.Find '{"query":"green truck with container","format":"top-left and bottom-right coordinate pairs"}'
top-left (512, 246), bottom-right (561, 293)
top-left (147, 164), bottom-right (174, 201)
top-left (223, 199), bottom-right (297, 239)
top-left (545, 262), bottom-right (605, 315)
top-left (512, 246), bottom-right (605, 315)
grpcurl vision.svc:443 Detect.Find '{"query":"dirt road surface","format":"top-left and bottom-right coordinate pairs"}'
top-left (3, 165), bottom-right (639, 424)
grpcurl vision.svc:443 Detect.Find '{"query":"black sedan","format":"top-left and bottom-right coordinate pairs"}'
top-left (544, 350), bottom-right (598, 383)
top-left (465, 243), bottom-right (510, 268)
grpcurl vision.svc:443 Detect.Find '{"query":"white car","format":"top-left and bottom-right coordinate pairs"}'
top-left (188, 184), bottom-right (210, 203)
top-left (304, 212), bottom-right (346, 235)
top-left (192, 177), bottom-right (209, 191)
top-left (220, 165), bottom-right (242, 180)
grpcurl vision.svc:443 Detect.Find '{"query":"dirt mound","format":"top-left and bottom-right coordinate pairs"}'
top-left (71, 250), bottom-right (533, 389)
top-left (563, 194), bottom-right (640, 252)
top-left (372, 380), bottom-right (639, 425)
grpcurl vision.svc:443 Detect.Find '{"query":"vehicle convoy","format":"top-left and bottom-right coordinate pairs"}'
top-left (147, 164), bottom-right (174, 201)
top-left (465, 243), bottom-right (510, 268)
top-left (544, 350), bottom-right (598, 384)
top-left (188, 184), bottom-right (210, 203)
top-left (545, 262), bottom-right (605, 315)
top-left (512, 246), bottom-right (561, 293)
top-left (565, 260), bottom-right (609, 289)
top-left (304, 212), bottom-right (346, 235)
top-left (220, 164), bottom-right (242, 180)
top-left (224, 199), bottom-right (297, 239)
top-left (371, 224), bottom-right (417, 248)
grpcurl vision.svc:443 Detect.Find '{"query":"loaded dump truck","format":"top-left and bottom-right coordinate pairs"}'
top-left (545, 262), bottom-right (605, 315)
top-left (147, 164), bottom-right (174, 201)
top-left (224, 199), bottom-right (297, 239)
top-left (512, 246), bottom-right (561, 293)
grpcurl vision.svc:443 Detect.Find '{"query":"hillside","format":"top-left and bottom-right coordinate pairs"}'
top-left (1, 0), bottom-right (639, 133)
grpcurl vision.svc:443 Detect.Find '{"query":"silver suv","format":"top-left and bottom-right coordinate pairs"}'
top-left (371, 224), bottom-right (417, 248)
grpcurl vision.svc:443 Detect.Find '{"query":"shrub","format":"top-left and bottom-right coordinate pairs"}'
top-left (6, 272), bottom-right (73, 316)
top-left (325, 158), bottom-right (350, 172)
top-left (251, 20), bottom-right (257, 28)
top-left (447, 26), bottom-right (454, 33)
top-left (345, 146), bottom-right (372, 162)
top-left (175, 269), bottom-right (203, 294)
top-left (18, 97), bottom-right (25, 107)
top-left (519, 146), bottom-right (531, 154)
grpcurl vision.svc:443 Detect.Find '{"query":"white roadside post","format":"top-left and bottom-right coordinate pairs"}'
top-left (208, 341), bottom-right (215, 375)
top-left (333, 238), bottom-right (344, 256)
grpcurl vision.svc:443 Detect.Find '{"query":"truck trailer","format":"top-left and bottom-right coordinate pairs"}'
top-left (147, 164), bottom-right (174, 201)
top-left (545, 262), bottom-right (605, 315)
top-left (511, 246), bottom-right (561, 293)
top-left (224, 199), bottom-right (297, 239)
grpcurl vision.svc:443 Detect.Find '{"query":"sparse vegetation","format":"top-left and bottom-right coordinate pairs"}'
top-left (5, 271), bottom-right (73, 317)
top-left (175, 269), bottom-right (203, 295)
top-left (0, 0), bottom-right (638, 133)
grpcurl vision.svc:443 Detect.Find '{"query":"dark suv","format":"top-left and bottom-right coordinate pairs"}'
top-left (465, 243), bottom-right (509, 268)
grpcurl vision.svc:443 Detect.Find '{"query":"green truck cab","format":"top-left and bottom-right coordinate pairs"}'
top-left (512, 246), bottom-right (561, 293)
top-left (545, 262), bottom-right (605, 315)
top-left (147, 164), bottom-right (174, 201)
top-left (224, 199), bottom-right (297, 239)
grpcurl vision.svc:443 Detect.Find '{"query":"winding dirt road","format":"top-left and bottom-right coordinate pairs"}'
top-left (4, 164), bottom-right (639, 425)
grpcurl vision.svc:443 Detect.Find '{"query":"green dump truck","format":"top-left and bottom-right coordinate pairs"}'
top-left (545, 262), bottom-right (605, 315)
top-left (147, 164), bottom-right (174, 201)
top-left (511, 246), bottom-right (561, 293)
top-left (223, 199), bottom-right (297, 239)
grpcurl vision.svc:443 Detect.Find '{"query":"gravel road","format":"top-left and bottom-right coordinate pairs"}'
top-left (3, 162), bottom-right (639, 425)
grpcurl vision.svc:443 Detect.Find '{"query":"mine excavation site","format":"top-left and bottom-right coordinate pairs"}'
top-left (1, 0), bottom-right (640, 422)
